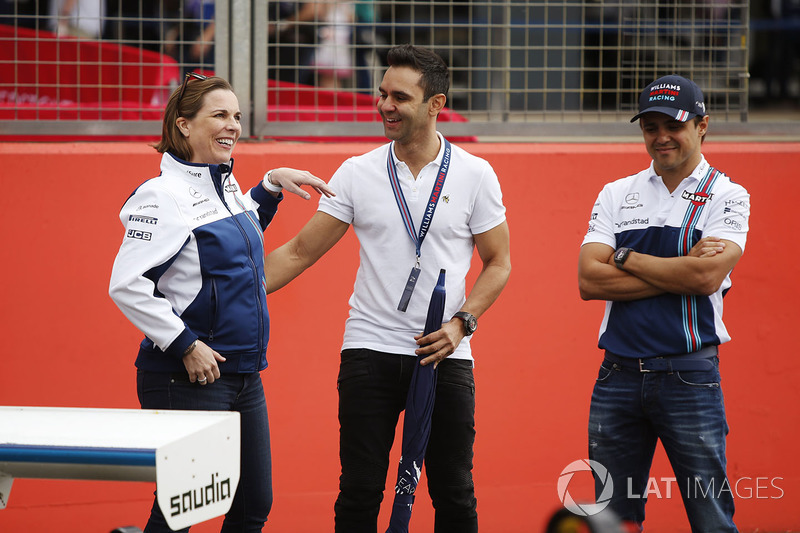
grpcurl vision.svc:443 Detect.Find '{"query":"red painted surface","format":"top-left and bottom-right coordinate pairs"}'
top-left (0, 141), bottom-right (798, 532)
top-left (0, 28), bottom-right (472, 143)
top-left (0, 24), bottom-right (180, 120)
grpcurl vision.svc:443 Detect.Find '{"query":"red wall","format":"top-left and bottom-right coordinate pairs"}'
top-left (1, 141), bottom-right (798, 532)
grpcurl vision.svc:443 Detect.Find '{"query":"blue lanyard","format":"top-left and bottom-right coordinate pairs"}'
top-left (386, 138), bottom-right (452, 260)
top-left (387, 138), bottom-right (451, 312)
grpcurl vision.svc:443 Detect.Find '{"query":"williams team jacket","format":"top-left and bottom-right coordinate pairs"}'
top-left (109, 152), bottom-right (281, 373)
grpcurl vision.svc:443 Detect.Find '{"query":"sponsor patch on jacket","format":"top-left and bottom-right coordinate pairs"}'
top-left (128, 215), bottom-right (158, 225)
top-left (195, 209), bottom-right (219, 221)
top-left (126, 229), bottom-right (152, 241)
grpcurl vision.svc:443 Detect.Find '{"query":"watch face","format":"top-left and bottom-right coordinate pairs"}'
top-left (455, 312), bottom-right (477, 335)
top-left (614, 247), bottom-right (631, 265)
top-left (465, 316), bottom-right (477, 334)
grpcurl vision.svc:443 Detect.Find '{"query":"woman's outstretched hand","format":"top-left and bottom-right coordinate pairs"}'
top-left (264, 168), bottom-right (335, 200)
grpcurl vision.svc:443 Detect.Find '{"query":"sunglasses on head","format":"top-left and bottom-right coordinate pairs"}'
top-left (176, 72), bottom-right (209, 111)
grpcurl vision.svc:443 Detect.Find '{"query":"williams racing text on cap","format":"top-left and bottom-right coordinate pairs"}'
top-left (630, 75), bottom-right (708, 123)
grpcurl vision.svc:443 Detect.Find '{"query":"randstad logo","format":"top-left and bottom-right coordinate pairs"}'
top-left (557, 459), bottom-right (613, 516)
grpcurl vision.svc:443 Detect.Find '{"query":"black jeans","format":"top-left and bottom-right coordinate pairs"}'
top-left (334, 349), bottom-right (478, 533)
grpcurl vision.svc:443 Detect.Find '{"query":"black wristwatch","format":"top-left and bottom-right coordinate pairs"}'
top-left (613, 247), bottom-right (634, 269)
top-left (453, 311), bottom-right (478, 336)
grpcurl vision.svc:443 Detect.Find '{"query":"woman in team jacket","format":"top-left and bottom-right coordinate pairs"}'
top-left (109, 73), bottom-right (332, 532)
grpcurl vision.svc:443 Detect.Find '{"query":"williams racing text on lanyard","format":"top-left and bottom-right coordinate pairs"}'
top-left (387, 138), bottom-right (452, 312)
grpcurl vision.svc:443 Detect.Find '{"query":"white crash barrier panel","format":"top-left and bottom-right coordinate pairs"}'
top-left (0, 406), bottom-right (240, 530)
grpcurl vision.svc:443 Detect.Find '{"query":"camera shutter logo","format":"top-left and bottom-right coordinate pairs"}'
top-left (557, 459), bottom-right (614, 516)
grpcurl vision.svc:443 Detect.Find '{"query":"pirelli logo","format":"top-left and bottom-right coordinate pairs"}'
top-left (127, 229), bottom-right (152, 241)
top-left (128, 215), bottom-right (158, 225)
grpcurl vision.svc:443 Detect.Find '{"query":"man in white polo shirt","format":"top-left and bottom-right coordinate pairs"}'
top-left (265, 44), bottom-right (511, 532)
top-left (578, 75), bottom-right (750, 531)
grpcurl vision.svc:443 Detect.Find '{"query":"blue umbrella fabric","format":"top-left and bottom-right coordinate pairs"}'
top-left (387, 269), bottom-right (447, 533)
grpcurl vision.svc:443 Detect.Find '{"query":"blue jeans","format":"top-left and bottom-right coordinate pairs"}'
top-left (334, 349), bottom-right (478, 533)
top-left (137, 371), bottom-right (272, 533)
top-left (588, 357), bottom-right (737, 532)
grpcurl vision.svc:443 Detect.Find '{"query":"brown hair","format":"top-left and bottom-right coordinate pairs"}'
top-left (386, 44), bottom-right (449, 102)
top-left (154, 75), bottom-right (234, 161)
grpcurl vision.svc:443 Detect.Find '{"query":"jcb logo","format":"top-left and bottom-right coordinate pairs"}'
top-left (127, 229), bottom-right (152, 241)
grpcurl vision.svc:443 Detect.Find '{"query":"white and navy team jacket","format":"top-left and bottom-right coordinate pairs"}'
top-left (109, 152), bottom-right (281, 373)
top-left (583, 158), bottom-right (750, 358)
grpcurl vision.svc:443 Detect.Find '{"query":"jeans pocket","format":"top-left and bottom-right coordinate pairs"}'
top-left (675, 367), bottom-right (721, 387)
top-left (337, 349), bottom-right (370, 387)
top-left (437, 359), bottom-right (475, 394)
top-left (596, 363), bottom-right (614, 382)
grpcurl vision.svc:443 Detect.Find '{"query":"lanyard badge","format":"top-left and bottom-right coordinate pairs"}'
top-left (387, 139), bottom-right (452, 312)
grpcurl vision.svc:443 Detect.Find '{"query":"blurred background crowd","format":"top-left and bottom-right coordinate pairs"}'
top-left (2, 0), bottom-right (797, 108)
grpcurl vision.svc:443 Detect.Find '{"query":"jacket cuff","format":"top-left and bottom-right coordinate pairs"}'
top-left (166, 328), bottom-right (198, 359)
top-left (251, 182), bottom-right (283, 207)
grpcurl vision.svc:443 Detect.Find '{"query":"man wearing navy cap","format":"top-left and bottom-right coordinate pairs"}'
top-left (578, 75), bottom-right (750, 531)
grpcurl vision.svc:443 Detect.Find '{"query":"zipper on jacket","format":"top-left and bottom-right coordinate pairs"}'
top-left (209, 277), bottom-right (217, 342)
top-left (214, 168), bottom-right (266, 353)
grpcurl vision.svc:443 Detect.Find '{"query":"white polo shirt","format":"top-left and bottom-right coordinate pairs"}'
top-left (318, 133), bottom-right (506, 360)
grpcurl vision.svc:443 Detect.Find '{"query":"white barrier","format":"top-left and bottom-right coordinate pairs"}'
top-left (0, 406), bottom-right (240, 530)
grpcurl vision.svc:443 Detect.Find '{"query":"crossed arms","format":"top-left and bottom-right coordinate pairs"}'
top-left (578, 236), bottom-right (743, 302)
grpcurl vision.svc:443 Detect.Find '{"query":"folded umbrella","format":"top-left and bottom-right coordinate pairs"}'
top-left (386, 269), bottom-right (446, 533)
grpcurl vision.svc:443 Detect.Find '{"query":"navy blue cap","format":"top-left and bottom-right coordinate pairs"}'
top-left (630, 75), bottom-right (707, 123)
